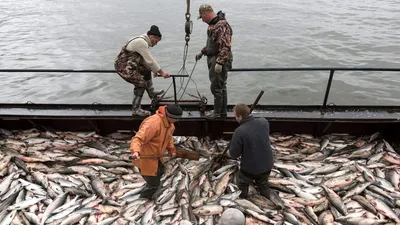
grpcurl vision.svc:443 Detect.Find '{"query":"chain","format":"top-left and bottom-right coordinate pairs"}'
top-left (185, 16), bottom-right (192, 46)
top-left (185, 0), bottom-right (192, 46)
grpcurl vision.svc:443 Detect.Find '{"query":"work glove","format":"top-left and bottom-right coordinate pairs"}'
top-left (195, 52), bottom-right (203, 61)
top-left (215, 63), bottom-right (223, 73)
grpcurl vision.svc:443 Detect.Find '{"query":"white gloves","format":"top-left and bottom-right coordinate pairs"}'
top-left (195, 52), bottom-right (203, 61)
top-left (215, 63), bottom-right (222, 73)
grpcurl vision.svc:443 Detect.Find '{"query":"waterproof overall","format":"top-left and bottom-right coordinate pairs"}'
top-left (140, 161), bottom-right (165, 199)
top-left (205, 19), bottom-right (233, 117)
top-left (114, 37), bottom-right (163, 116)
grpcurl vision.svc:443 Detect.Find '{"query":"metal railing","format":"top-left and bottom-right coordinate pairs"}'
top-left (231, 67), bottom-right (400, 109)
top-left (1, 68), bottom-right (399, 109)
top-left (0, 69), bottom-right (189, 105)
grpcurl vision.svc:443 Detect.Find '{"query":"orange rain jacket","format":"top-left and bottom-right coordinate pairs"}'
top-left (130, 105), bottom-right (176, 176)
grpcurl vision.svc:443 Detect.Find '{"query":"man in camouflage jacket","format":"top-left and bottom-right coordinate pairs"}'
top-left (196, 4), bottom-right (233, 119)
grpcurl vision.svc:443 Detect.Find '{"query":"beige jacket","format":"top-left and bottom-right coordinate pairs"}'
top-left (126, 34), bottom-right (161, 72)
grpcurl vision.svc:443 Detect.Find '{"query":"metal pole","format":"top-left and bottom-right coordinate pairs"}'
top-left (1, 68), bottom-right (400, 73)
top-left (322, 70), bottom-right (335, 109)
top-left (172, 77), bottom-right (177, 105)
top-left (0, 69), bottom-right (190, 77)
top-left (249, 90), bottom-right (264, 112)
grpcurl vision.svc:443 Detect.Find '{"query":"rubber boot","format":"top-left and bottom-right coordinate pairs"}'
top-left (146, 79), bottom-right (164, 99)
top-left (236, 171), bottom-right (250, 198)
top-left (259, 185), bottom-right (272, 200)
top-left (132, 95), bottom-right (151, 116)
top-left (139, 185), bottom-right (158, 199)
top-left (238, 184), bottom-right (249, 199)
top-left (221, 89), bottom-right (228, 117)
top-left (205, 95), bottom-right (223, 120)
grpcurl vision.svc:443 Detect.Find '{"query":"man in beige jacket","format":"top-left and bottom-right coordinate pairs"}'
top-left (115, 25), bottom-right (170, 116)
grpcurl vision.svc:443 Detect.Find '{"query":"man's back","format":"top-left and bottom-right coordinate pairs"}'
top-left (231, 116), bottom-right (274, 175)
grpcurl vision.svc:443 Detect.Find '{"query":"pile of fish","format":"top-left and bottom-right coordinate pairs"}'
top-left (0, 128), bottom-right (399, 225)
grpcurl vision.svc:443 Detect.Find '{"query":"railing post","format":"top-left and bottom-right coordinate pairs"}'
top-left (322, 70), bottom-right (335, 109)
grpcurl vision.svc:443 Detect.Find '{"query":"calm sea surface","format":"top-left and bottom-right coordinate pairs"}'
top-left (0, 0), bottom-right (399, 106)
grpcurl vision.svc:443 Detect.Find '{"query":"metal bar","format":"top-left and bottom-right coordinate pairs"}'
top-left (0, 103), bottom-right (399, 111)
top-left (322, 70), bottom-right (335, 109)
top-left (0, 69), bottom-right (189, 77)
top-left (172, 77), bottom-right (177, 104)
top-left (1, 68), bottom-right (400, 73)
top-left (186, 0), bottom-right (190, 14)
top-left (157, 100), bottom-right (202, 103)
top-left (249, 90), bottom-right (264, 112)
top-left (230, 68), bottom-right (400, 72)
top-left (0, 69), bottom-right (119, 73)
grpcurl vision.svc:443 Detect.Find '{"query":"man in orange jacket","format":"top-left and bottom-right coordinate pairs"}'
top-left (130, 104), bottom-right (183, 199)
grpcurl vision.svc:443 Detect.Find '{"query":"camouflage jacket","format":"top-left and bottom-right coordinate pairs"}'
top-left (202, 12), bottom-right (233, 65)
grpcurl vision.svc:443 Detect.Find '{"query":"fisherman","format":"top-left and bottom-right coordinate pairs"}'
top-left (229, 103), bottom-right (274, 199)
top-left (195, 4), bottom-right (233, 119)
top-left (115, 25), bottom-right (170, 117)
top-left (219, 208), bottom-right (246, 225)
top-left (130, 104), bottom-right (183, 199)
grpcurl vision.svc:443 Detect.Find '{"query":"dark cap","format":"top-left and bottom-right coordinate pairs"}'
top-left (165, 104), bottom-right (183, 119)
top-left (147, 25), bottom-right (162, 38)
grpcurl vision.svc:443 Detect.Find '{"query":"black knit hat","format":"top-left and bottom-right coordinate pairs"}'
top-left (147, 25), bottom-right (162, 38)
top-left (165, 104), bottom-right (183, 119)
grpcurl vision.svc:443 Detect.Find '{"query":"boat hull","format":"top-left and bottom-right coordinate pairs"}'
top-left (0, 103), bottom-right (398, 145)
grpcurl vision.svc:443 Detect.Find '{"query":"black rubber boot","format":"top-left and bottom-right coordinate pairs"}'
top-left (221, 89), bottom-right (228, 117)
top-left (139, 186), bottom-right (158, 199)
top-left (132, 96), bottom-right (151, 117)
top-left (205, 95), bottom-right (223, 120)
top-left (146, 79), bottom-right (164, 99)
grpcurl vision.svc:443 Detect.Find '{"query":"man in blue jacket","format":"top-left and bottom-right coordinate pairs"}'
top-left (229, 103), bottom-right (274, 199)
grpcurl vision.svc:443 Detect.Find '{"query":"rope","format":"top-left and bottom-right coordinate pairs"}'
top-left (179, 61), bottom-right (201, 100)
top-left (160, 42), bottom-right (201, 101)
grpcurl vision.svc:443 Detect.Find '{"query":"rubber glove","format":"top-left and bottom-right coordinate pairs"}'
top-left (195, 52), bottom-right (203, 61)
top-left (215, 63), bottom-right (222, 73)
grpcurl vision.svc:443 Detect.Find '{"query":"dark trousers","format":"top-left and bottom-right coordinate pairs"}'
top-left (237, 169), bottom-right (271, 199)
top-left (140, 161), bottom-right (164, 199)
